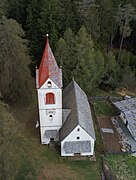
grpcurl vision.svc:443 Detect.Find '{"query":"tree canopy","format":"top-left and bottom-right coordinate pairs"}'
top-left (0, 0), bottom-right (136, 96)
top-left (0, 16), bottom-right (32, 102)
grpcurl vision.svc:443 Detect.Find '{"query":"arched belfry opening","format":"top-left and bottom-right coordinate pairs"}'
top-left (45, 93), bottom-right (55, 104)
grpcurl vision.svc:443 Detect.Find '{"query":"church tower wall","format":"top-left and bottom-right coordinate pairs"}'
top-left (36, 35), bottom-right (62, 144)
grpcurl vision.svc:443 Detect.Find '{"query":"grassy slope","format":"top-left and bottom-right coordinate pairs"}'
top-left (4, 85), bottom-right (136, 179)
top-left (106, 155), bottom-right (136, 180)
top-left (0, 85), bottom-right (102, 180)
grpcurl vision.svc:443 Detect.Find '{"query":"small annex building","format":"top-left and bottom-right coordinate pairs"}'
top-left (113, 98), bottom-right (136, 141)
top-left (60, 80), bottom-right (96, 156)
top-left (36, 35), bottom-right (96, 156)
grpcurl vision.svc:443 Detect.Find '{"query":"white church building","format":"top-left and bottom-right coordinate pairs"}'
top-left (36, 35), bottom-right (96, 156)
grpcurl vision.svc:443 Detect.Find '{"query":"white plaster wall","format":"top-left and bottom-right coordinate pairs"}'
top-left (37, 77), bottom-right (62, 144)
top-left (39, 109), bottom-right (62, 127)
top-left (37, 88), bottom-right (62, 110)
top-left (40, 126), bottom-right (61, 144)
top-left (61, 125), bottom-right (95, 156)
top-left (36, 69), bottom-right (39, 88)
top-left (41, 78), bottom-right (61, 89)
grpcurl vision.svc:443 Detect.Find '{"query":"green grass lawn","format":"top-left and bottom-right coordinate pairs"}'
top-left (2, 86), bottom-right (125, 179)
top-left (0, 96), bottom-right (102, 180)
top-left (106, 154), bottom-right (136, 180)
top-left (93, 101), bottom-right (115, 116)
top-left (66, 155), bottom-right (102, 180)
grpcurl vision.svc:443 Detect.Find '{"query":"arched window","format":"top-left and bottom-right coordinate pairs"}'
top-left (45, 93), bottom-right (55, 104)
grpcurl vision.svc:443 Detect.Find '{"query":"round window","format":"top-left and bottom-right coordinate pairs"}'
top-left (49, 115), bottom-right (53, 120)
top-left (47, 81), bottom-right (52, 87)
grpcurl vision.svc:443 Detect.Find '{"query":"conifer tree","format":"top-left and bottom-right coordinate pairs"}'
top-left (103, 52), bottom-right (119, 88)
top-left (55, 28), bottom-right (76, 86)
top-left (116, 3), bottom-right (136, 61)
top-left (73, 26), bottom-right (104, 93)
top-left (0, 16), bottom-right (31, 102)
top-left (6, 0), bottom-right (28, 27)
top-left (26, 0), bottom-right (43, 66)
top-left (0, 0), bottom-right (7, 17)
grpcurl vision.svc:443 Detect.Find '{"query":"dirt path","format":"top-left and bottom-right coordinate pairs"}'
top-left (97, 115), bottom-right (121, 153)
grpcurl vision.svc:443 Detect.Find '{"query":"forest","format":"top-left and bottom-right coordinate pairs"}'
top-left (0, 0), bottom-right (136, 102)
top-left (0, 1), bottom-right (136, 179)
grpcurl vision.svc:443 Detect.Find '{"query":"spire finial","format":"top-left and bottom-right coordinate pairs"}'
top-left (46, 34), bottom-right (49, 44)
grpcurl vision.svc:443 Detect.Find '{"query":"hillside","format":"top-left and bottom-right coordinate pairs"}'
top-left (0, 90), bottom-right (102, 180)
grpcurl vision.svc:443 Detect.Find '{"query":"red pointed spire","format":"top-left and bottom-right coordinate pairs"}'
top-left (38, 34), bottom-right (62, 88)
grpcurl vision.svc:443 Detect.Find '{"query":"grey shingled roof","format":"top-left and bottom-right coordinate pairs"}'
top-left (45, 130), bottom-right (58, 139)
top-left (63, 141), bottom-right (91, 154)
top-left (113, 98), bottom-right (136, 140)
top-left (62, 109), bottom-right (71, 124)
top-left (60, 80), bottom-right (95, 141)
top-left (113, 98), bottom-right (136, 112)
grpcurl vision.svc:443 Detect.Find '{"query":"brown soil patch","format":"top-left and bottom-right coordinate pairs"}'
top-left (116, 87), bottom-right (136, 96)
top-left (38, 163), bottom-right (78, 180)
top-left (102, 133), bottom-right (121, 153)
top-left (98, 115), bottom-right (121, 153)
top-left (98, 115), bottom-right (114, 129)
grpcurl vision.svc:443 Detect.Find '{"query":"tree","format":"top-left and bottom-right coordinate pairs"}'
top-left (59, 0), bottom-right (79, 33)
top-left (102, 51), bottom-right (119, 89)
top-left (26, 0), bottom-right (43, 66)
top-left (83, 2), bottom-right (100, 42)
top-left (26, 0), bottom-right (79, 72)
top-left (6, 0), bottom-right (28, 28)
top-left (75, 0), bottom-right (95, 24)
top-left (55, 28), bottom-right (76, 86)
top-left (73, 26), bottom-right (104, 93)
top-left (56, 27), bottom-right (105, 91)
top-left (97, 0), bottom-right (118, 48)
top-left (55, 38), bottom-right (68, 85)
top-left (116, 3), bottom-right (136, 61)
top-left (0, 0), bottom-right (8, 17)
top-left (0, 101), bottom-right (23, 179)
top-left (121, 66), bottom-right (136, 89)
top-left (0, 16), bottom-right (32, 102)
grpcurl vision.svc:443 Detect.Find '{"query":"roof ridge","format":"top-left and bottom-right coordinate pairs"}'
top-left (73, 81), bottom-right (80, 124)
top-left (73, 81), bottom-right (96, 139)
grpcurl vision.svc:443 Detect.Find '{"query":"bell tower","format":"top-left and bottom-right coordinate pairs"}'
top-left (36, 34), bottom-right (62, 144)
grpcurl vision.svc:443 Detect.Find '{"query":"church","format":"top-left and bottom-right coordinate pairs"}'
top-left (36, 35), bottom-right (96, 156)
